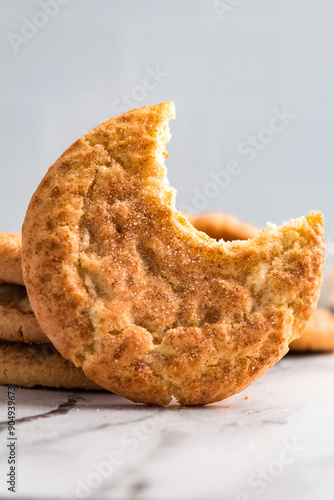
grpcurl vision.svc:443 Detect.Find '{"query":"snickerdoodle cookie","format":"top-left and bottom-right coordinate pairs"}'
top-left (187, 213), bottom-right (259, 241)
top-left (190, 212), bottom-right (333, 352)
top-left (289, 308), bottom-right (334, 351)
top-left (0, 287), bottom-right (47, 343)
top-left (0, 341), bottom-right (102, 389)
top-left (0, 234), bottom-right (48, 343)
top-left (0, 233), bottom-right (24, 285)
top-left (22, 102), bottom-right (325, 405)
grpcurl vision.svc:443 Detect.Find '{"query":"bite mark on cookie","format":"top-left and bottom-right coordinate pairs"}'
top-left (22, 103), bottom-right (325, 405)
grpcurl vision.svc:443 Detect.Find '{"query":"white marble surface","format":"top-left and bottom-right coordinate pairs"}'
top-left (0, 353), bottom-right (334, 500)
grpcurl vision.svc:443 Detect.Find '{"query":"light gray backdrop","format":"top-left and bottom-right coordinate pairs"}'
top-left (1, 0), bottom-right (333, 246)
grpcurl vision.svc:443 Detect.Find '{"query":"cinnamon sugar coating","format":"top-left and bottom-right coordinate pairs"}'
top-left (22, 103), bottom-right (325, 405)
top-left (190, 212), bottom-right (333, 353)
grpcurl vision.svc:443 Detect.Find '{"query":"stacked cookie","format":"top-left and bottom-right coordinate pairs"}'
top-left (0, 233), bottom-right (101, 390)
top-left (0, 102), bottom-right (327, 405)
top-left (1, 216), bottom-right (331, 393)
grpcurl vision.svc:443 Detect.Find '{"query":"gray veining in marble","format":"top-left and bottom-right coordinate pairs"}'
top-left (1, 353), bottom-right (334, 500)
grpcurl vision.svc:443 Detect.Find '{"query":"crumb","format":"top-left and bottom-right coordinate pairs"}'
top-left (227, 404), bottom-right (231, 408)
top-left (244, 395), bottom-right (249, 400)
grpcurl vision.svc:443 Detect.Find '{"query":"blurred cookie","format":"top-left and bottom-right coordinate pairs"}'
top-left (0, 341), bottom-right (102, 390)
top-left (187, 212), bottom-right (259, 241)
top-left (290, 308), bottom-right (334, 351)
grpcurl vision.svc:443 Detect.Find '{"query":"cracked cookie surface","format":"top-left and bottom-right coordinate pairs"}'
top-left (22, 102), bottom-right (325, 405)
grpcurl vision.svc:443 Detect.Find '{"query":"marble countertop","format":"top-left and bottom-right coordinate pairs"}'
top-left (0, 352), bottom-right (333, 500)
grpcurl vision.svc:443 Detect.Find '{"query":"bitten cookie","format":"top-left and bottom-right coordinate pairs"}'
top-left (0, 341), bottom-right (102, 390)
top-left (22, 102), bottom-right (325, 406)
top-left (190, 212), bottom-right (334, 352)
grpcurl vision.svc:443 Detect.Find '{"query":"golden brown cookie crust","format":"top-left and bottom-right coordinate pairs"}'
top-left (0, 303), bottom-right (48, 343)
top-left (0, 281), bottom-right (48, 343)
top-left (290, 308), bottom-right (334, 351)
top-left (191, 212), bottom-right (332, 353)
top-left (22, 102), bottom-right (325, 406)
top-left (186, 213), bottom-right (259, 241)
top-left (0, 233), bottom-right (24, 285)
top-left (0, 341), bottom-right (102, 389)
top-left (0, 236), bottom-right (48, 343)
